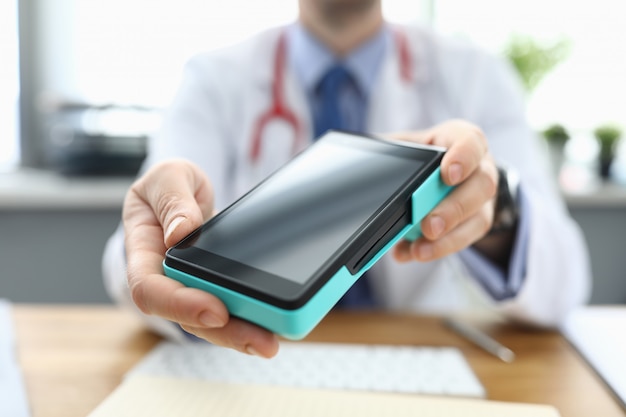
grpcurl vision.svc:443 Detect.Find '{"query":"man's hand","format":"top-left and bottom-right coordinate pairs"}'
top-left (122, 159), bottom-right (279, 357)
top-left (388, 120), bottom-right (500, 263)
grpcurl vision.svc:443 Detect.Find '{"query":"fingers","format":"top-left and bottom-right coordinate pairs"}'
top-left (395, 158), bottom-right (497, 263)
top-left (127, 256), bottom-right (278, 358)
top-left (388, 120), bottom-right (498, 263)
top-left (127, 257), bottom-right (228, 327)
top-left (421, 157), bottom-right (497, 241)
top-left (393, 202), bottom-right (494, 263)
top-left (182, 317), bottom-right (280, 358)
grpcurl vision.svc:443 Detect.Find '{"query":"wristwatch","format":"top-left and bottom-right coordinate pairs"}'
top-left (489, 165), bottom-right (520, 235)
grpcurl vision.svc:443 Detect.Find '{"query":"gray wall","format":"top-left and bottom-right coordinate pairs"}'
top-left (0, 208), bottom-right (121, 303)
top-left (570, 206), bottom-right (626, 304)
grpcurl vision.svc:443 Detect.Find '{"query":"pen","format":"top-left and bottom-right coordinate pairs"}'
top-left (444, 317), bottom-right (515, 363)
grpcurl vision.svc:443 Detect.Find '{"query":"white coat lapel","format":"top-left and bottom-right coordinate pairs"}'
top-left (367, 27), bottom-right (428, 134)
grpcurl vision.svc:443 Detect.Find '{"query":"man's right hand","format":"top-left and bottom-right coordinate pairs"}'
top-left (122, 159), bottom-right (279, 358)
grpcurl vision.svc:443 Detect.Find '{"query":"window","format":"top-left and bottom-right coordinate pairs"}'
top-left (45, 0), bottom-right (300, 109)
top-left (0, 0), bottom-right (19, 170)
top-left (29, 0), bottom-right (426, 109)
top-left (15, 1), bottom-right (430, 169)
top-left (433, 0), bottom-right (626, 132)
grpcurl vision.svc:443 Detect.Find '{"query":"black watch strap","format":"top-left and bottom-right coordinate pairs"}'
top-left (489, 165), bottom-right (520, 235)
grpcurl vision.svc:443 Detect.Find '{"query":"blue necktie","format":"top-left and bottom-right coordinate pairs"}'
top-left (313, 65), bottom-right (375, 309)
top-left (314, 65), bottom-right (352, 136)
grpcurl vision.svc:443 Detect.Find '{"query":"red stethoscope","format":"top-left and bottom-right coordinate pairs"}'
top-left (250, 29), bottom-right (413, 163)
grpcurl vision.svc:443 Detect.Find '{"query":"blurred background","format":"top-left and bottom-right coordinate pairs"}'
top-left (1, 0), bottom-right (625, 304)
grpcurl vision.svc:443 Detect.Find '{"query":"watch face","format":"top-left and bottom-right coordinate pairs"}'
top-left (491, 167), bottom-right (520, 233)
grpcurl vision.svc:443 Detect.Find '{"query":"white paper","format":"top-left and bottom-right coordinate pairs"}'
top-left (0, 299), bottom-right (31, 417)
top-left (128, 340), bottom-right (485, 398)
top-left (89, 375), bottom-right (560, 417)
top-left (562, 307), bottom-right (626, 408)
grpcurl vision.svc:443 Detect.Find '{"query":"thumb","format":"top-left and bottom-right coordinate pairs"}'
top-left (381, 130), bottom-right (433, 145)
top-left (140, 160), bottom-right (214, 248)
top-left (163, 214), bottom-right (198, 248)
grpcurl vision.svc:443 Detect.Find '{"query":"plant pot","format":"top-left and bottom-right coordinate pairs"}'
top-left (599, 155), bottom-right (613, 180)
top-left (547, 142), bottom-right (566, 177)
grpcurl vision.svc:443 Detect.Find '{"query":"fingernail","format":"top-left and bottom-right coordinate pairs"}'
top-left (396, 251), bottom-right (411, 263)
top-left (429, 216), bottom-right (445, 238)
top-left (199, 311), bottom-right (225, 328)
top-left (246, 345), bottom-right (264, 358)
top-left (449, 163), bottom-right (463, 185)
top-left (164, 216), bottom-right (185, 242)
top-left (418, 243), bottom-right (433, 260)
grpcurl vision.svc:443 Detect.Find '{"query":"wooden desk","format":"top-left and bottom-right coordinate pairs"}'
top-left (13, 305), bottom-right (625, 417)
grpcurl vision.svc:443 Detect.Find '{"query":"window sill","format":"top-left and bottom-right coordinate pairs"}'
top-left (563, 182), bottom-right (626, 209)
top-left (2, 168), bottom-right (625, 211)
top-left (0, 168), bottom-right (134, 210)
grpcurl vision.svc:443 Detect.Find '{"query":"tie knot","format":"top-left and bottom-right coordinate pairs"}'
top-left (317, 65), bottom-right (352, 94)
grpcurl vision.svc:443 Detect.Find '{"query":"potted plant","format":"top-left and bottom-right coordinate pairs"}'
top-left (542, 123), bottom-right (570, 176)
top-left (593, 124), bottom-right (622, 179)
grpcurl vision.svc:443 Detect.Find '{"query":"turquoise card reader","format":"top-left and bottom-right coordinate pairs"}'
top-left (164, 131), bottom-right (454, 340)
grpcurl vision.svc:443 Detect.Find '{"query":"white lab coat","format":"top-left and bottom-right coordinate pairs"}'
top-left (103, 24), bottom-right (590, 340)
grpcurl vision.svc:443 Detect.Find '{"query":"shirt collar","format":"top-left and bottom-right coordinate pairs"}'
top-left (287, 22), bottom-right (390, 97)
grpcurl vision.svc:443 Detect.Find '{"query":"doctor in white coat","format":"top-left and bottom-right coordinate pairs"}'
top-left (103, 0), bottom-right (590, 358)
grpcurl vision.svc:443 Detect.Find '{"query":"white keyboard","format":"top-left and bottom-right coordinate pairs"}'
top-left (128, 341), bottom-right (485, 398)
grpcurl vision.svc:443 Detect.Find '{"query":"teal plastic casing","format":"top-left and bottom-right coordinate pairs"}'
top-left (163, 167), bottom-right (453, 340)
